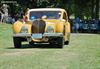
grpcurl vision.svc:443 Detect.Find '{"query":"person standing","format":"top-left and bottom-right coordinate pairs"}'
top-left (74, 17), bottom-right (80, 33)
top-left (0, 4), bottom-right (9, 23)
top-left (0, 7), bottom-right (4, 23)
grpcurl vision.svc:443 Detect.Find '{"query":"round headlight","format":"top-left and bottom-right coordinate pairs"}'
top-left (46, 26), bottom-right (54, 33)
top-left (21, 25), bottom-right (28, 33)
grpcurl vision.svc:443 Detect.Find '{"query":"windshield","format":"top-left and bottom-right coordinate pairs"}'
top-left (29, 11), bottom-right (61, 20)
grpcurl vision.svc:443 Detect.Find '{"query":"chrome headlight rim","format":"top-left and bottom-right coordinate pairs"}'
top-left (46, 26), bottom-right (54, 33)
top-left (21, 25), bottom-right (28, 33)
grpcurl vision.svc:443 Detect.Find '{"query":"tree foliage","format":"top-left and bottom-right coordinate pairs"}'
top-left (0, 0), bottom-right (99, 19)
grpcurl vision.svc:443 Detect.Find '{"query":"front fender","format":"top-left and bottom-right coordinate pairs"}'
top-left (12, 21), bottom-right (32, 34)
top-left (12, 21), bottom-right (23, 33)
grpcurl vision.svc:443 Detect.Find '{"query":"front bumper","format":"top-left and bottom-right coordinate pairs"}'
top-left (43, 33), bottom-right (63, 37)
top-left (13, 33), bottom-right (63, 37)
top-left (13, 33), bottom-right (63, 42)
top-left (13, 33), bottom-right (31, 37)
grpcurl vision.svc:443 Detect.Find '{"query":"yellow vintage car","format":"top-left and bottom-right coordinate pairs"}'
top-left (12, 8), bottom-right (70, 48)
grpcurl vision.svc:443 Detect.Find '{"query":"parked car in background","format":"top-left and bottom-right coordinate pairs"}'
top-left (12, 8), bottom-right (70, 48)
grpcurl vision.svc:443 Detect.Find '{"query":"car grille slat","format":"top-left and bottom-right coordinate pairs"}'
top-left (32, 20), bottom-right (46, 34)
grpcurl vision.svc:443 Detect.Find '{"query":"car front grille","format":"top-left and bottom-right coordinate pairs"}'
top-left (31, 20), bottom-right (46, 34)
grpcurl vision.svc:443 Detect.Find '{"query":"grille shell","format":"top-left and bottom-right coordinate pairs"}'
top-left (31, 20), bottom-right (46, 34)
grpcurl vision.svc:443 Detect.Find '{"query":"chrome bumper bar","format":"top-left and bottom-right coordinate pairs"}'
top-left (13, 33), bottom-right (31, 37)
top-left (13, 33), bottom-right (63, 38)
top-left (43, 33), bottom-right (63, 37)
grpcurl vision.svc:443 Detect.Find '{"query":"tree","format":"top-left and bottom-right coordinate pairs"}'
top-left (95, 0), bottom-right (99, 19)
top-left (0, 0), bottom-right (99, 19)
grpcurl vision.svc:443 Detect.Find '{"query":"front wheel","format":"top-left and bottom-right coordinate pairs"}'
top-left (13, 37), bottom-right (21, 48)
top-left (64, 41), bottom-right (69, 45)
top-left (57, 37), bottom-right (64, 48)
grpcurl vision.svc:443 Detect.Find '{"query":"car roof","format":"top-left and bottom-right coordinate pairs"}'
top-left (28, 8), bottom-right (66, 12)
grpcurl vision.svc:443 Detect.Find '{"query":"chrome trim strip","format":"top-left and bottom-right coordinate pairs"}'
top-left (13, 33), bottom-right (31, 37)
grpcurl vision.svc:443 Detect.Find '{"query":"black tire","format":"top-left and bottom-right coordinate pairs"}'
top-left (13, 37), bottom-right (21, 48)
top-left (64, 41), bottom-right (69, 45)
top-left (57, 37), bottom-right (64, 48)
top-left (64, 33), bottom-right (70, 45)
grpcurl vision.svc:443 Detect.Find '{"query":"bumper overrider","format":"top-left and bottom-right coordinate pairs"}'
top-left (13, 33), bottom-right (63, 42)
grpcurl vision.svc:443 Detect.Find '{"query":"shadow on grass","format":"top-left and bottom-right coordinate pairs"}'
top-left (7, 43), bottom-right (61, 49)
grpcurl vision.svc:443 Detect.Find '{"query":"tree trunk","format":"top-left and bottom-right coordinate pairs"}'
top-left (95, 0), bottom-right (99, 20)
top-left (91, 0), bottom-right (95, 19)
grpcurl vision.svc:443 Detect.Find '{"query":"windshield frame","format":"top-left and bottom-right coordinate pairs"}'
top-left (28, 11), bottom-right (62, 20)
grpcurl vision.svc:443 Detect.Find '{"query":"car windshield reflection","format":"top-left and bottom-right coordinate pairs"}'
top-left (29, 11), bottom-right (61, 20)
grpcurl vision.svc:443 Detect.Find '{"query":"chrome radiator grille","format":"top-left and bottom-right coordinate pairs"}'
top-left (31, 20), bottom-right (46, 34)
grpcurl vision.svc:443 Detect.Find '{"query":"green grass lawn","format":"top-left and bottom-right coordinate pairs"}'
top-left (0, 23), bottom-right (100, 69)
